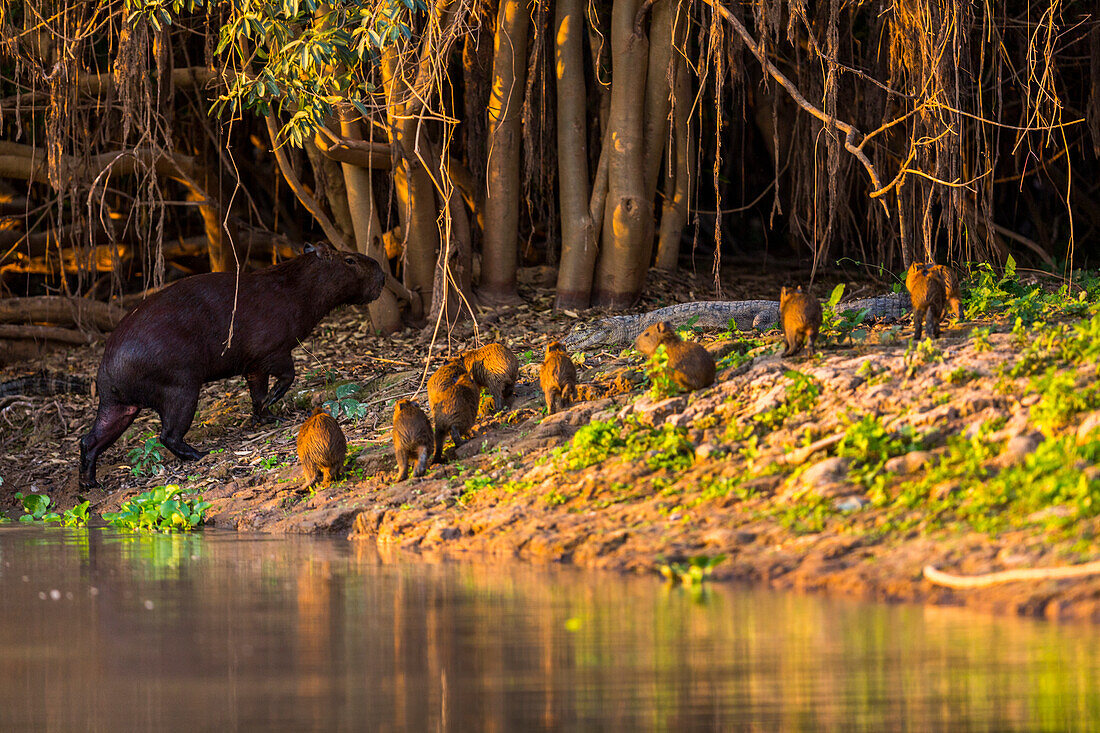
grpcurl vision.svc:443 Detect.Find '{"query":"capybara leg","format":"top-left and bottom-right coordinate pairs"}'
top-left (302, 465), bottom-right (319, 490)
top-left (930, 310), bottom-right (942, 339)
top-left (549, 390), bottom-right (562, 414)
top-left (320, 466), bottom-right (333, 487)
top-left (433, 427), bottom-right (446, 464)
top-left (543, 388), bottom-right (555, 415)
top-left (414, 446), bottom-right (430, 478)
top-left (781, 336), bottom-right (794, 358)
top-left (157, 387), bottom-right (207, 462)
top-left (503, 383), bottom-right (515, 405)
top-left (912, 308), bottom-right (925, 341)
top-left (245, 372), bottom-right (270, 417)
top-left (807, 331), bottom-right (818, 355)
top-left (79, 403), bottom-right (140, 489)
top-left (396, 451), bottom-right (409, 482)
top-left (260, 357), bottom-right (296, 413)
top-left (450, 425), bottom-right (466, 449)
top-left (490, 388), bottom-right (505, 413)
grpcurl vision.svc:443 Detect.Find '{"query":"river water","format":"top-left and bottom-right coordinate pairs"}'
top-left (0, 525), bottom-right (1097, 730)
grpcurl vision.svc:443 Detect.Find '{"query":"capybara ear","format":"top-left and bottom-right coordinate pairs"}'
top-left (780, 286), bottom-right (789, 299)
top-left (303, 242), bottom-right (316, 254)
top-left (656, 322), bottom-right (671, 333)
top-left (794, 284), bottom-right (803, 293)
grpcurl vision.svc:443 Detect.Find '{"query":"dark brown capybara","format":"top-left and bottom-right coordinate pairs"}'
top-left (427, 359), bottom-right (480, 463)
top-left (540, 341), bottom-right (577, 414)
top-left (779, 286), bottom-right (823, 358)
top-left (462, 343), bottom-right (519, 412)
top-left (634, 321), bottom-right (716, 392)
top-left (297, 407), bottom-right (347, 489)
top-left (392, 398), bottom-right (433, 481)
top-left (78, 242), bottom-right (385, 489)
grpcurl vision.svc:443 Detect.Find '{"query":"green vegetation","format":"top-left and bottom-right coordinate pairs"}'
top-left (821, 284), bottom-right (870, 345)
top-left (838, 415), bottom-right (925, 491)
top-left (658, 554), bottom-right (726, 585)
top-left (14, 493), bottom-right (90, 527)
top-left (645, 344), bottom-right (680, 399)
top-left (728, 370), bottom-right (821, 441)
top-left (556, 419), bottom-right (695, 474)
top-left (102, 485), bottom-right (212, 533)
top-left (324, 383), bottom-right (368, 420)
top-left (127, 433), bottom-right (166, 477)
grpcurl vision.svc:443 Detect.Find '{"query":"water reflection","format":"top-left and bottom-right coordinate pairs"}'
top-left (0, 525), bottom-right (1096, 730)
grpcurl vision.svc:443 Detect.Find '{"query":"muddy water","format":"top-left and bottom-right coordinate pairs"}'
top-left (0, 527), bottom-right (1097, 731)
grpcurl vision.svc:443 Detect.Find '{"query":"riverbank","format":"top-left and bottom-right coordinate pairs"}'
top-left (5, 265), bottom-right (1100, 621)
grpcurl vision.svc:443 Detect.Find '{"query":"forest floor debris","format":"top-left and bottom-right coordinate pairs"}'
top-left (5, 263), bottom-right (1100, 621)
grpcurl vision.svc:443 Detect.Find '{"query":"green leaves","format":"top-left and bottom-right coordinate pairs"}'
top-left (13, 494), bottom-right (90, 526)
top-left (122, 0), bottom-right (430, 147)
top-left (127, 434), bottom-right (166, 477)
top-left (325, 383), bottom-right (368, 420)
top-left (658, 554), bottom-right (726, 586)
top-left (102, 485), bottom-right (212, 533)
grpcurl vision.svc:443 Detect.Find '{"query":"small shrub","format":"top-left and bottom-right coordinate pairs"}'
top-left (645, 344), bottom-right (681, 399)
top-left (127, 433), bottom-right (166, 477)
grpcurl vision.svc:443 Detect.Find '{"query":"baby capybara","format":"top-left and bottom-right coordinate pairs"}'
top-left (779, 286), bottom-right (822, 357)
top-left (634, 321), bottom-right (716, 392)
top-left (906, 262), bottom-right (946, 340)
top-left (428, 359), bottom-right (480, 463)
top-left (297, 407), bottom-right (347, 489)
top-left (462, 343), bottom-right (519, 412)
top-left (392, 398), bottom-right (433, 481)
top-left (79, 242), bottom-right (385, 489)
top-left (928, 263), bottom-right (963, 320)
top-left (540, 341), bottom-right (577, 414)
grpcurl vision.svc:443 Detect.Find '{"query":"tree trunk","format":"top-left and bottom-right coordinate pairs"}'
top-left (381, 46), bottom-right (438, 317)
top-left (479, 0), bottom-right (530, 303)
top-left (421, 137), bottom-right (478, 328)
top-left (554, 0), bottom-right (597, 310)
top-left (339, 109), bottom-right (403, 334)
top-left (593, 0), bottom-right (652, 308)
top-left (655, 27), bottom-right (692, 272)
top-left (642, 0), bottom-right (673, 201)
top-left (305, 136), bottom-right (355, 239)
top-left (194, 136), bottom-right (244, 273)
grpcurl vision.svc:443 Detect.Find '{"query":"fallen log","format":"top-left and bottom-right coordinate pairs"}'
top-left (0, 296), bottom-right (127, 330)
top-left (0, 324), bottom-right (96, 344)
top-left (564, 293), bottom-right (911, 350)
top-left (924, 561), bottom-right (1100, 589)
top-left (0, 370), bottom-right (90, 397)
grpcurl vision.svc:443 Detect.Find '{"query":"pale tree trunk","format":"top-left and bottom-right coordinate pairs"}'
top-left (593, 0), bottom-right (652, 308)
top-left (655, 9), bottom-right (692, 271)
top-left (479, 0), bottom-right (530, 303)
top-left (554, 0), bottom-right (598, 309)
top-left (381, 46), bottom-right (438, 317)
top-left (642, 0), bottom-right (672, 201)
top-left (338, 109), bottom-right (402, 334)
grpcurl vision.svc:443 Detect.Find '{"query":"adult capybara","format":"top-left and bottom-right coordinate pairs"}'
top-left (462, 343), bottom-right (519, 412)
top-left (540, 341), bottom-right (577, 414)
top-left (906, 262), bottom-right (946, 340)
top-left (634, 322), bottom-right (716, 392)
top-left (427, 359), bottom-right (480, 463)
top-left (78, 242), bottom-right (385, 488)
top-left (779, 286), bottom-right (822, 358)
top-left (297, 407), bottom-right (347, 489)
top-left (392, 398), bottom-right (433, 481)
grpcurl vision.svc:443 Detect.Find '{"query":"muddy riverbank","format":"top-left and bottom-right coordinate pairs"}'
top-left (5, 268), bottom-right (1100, 622)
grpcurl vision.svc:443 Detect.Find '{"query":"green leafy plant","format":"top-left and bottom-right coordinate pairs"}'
top-left (127, 433), bottom-right (166, 477)
top-left (102, 485), bottom-right (212, 533)
top-left (14, 493), bottom-right (90, 526)
top-left (820, 284), bottom-right (870, 344)
top-left (324, 383), bottom-right (367, 420)
top-left (838, 415), bottom-right (924, 490)
top-left (645, 344), bottom-right (680, 399)
top-left (15, 492), bottom-right (61, 523)
top-left (658, 554), bottom-right (726, 585)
